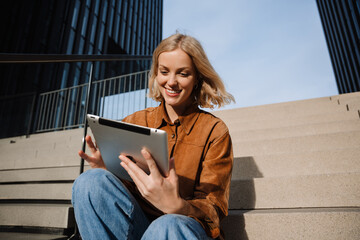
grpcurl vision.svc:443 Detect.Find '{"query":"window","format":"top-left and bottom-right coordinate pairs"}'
top-left (98, 23), bottom-right (105, 51)
top-left (71, 0), bottom-right (81, 28)
top-left (78, 37), bottom-right (85, 54)
top-left (67, 29), bottom-right (75, 54)
top-left (102, 0), bottom-right (108, 23)
top-left (61, 64), bottom-right (70, 89)
top-left (94, 0), bottom-right (100, 15)
top-left (108, 6), bottom-right (115, 37)
top-left (90, 18), bottom-right (97, 44)
top-left (81, 8), bottom-right (89, 37)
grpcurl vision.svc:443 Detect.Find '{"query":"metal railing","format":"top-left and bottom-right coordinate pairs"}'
top-left (0, 53), bottom-right (154, 139)
top-left (35, 70), bottom-right (158, 133)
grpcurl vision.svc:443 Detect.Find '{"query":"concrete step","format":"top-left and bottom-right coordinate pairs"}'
top-left (331, 91), bottom-right (360, 102)
top-left (0, 128), bottom-right (89, 170)
top-left (222, 110), bottom-right (359, 131)
top-left (214, 97), bottom-right (347, 121)
top-left (5, 171), bottom-right (359, 210)
top-left (0, 232), bottom-right (68, 240)
top-left (229, 172), bottom-right (360, 209)
top-left (233, 131), bottom-right (360, 156)
top-left (0, 127), bottom-right (83, 146)
top-left (229, 119), bottom-right (360, 141)
top-left (340, 99), bottom-right (360, 112)
top-left (347, 100), bottom-right (360, 112)
top-left (330, 100), bottom-right (360, 113)
top-left (0, 183), bottom-right (73, 200)
top-left (0, 204), bottom-right (74, 229)
top-left (221, 207), bottom-right (360, 240)
top-left (232, 149), bottom-right (360, 179)
top-left (0, 166), bottom-right (90, 183)
top-left (330, 92), bottom-right (360, 112)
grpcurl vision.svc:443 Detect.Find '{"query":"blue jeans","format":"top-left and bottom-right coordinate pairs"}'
top-left (72, 168), bottom-right (212, 240)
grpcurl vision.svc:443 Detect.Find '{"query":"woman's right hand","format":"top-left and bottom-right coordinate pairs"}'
top-left (78, 135), bottom-right (106, 169)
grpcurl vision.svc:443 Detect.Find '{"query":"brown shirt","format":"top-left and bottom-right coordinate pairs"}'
top-left (122, 103), bottom-right (233, 239)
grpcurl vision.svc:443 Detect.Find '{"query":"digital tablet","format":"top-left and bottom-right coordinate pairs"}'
top-left (87, 114), bottom-right (169, 182)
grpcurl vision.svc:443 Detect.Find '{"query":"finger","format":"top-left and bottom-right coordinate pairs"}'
top-left (168, 157), bottom-right (178, 180)
top-left (78, 150), bottom-right (88, 159)
top-left (119, 155), bottom-right (148, 180)
top-left (79, 150), bottom-right (92, 163)
top-left (120, 161), bottom-right (145, 189)
top-left (85, 136), bottom-right (98, 154)
top-left (121, 161), bottom-right (148, 198)
top-left (119, 155), bottom-right (147, 190)
top-left (141, 148), bottom-right (161, 178)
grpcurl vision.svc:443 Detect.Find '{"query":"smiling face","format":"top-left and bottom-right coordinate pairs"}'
top-left (156, 48), bottom-right (196, 117)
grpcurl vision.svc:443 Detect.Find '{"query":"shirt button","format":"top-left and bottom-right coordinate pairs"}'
top-left (171, 134), bottom-right (175, 138)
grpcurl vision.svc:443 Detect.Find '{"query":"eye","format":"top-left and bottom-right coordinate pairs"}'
top-left (159, 69), bottom-right (168, 75)
top-left (179, 72), bottom-right (190, 77)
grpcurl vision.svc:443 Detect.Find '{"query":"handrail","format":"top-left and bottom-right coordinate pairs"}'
top-left (0, 53), bottom-right (152, 63)
top-left (35, 70), bottom-right (149, 95)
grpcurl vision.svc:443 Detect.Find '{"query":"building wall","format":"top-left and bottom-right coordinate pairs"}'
top-left (316, 0), bottom-right (360, 94)
top-left (0, 0), bottom-right (163, 138)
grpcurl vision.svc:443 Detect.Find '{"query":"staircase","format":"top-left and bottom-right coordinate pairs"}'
top-left (0, 129), bottom-right (83, 239)
top-left (0, 92), bottom-right (359, 239)
top-left (216, 91), bottom-right (360, 239)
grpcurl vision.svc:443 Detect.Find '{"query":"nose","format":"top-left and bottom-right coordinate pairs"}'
top-left (167, 73), bottom-right (177, 87)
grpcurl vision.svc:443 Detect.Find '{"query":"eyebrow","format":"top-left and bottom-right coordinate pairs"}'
top-left (158, 64), bottom-right (191, 71)
top-left (158, 64), bottom-right (168, 69)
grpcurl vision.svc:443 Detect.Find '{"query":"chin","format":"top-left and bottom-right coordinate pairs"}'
top-left (165, 99), bottom-right (181, 106)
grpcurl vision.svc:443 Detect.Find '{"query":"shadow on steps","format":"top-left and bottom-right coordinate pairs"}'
top-left (221, 156), bottom-right (263, 240)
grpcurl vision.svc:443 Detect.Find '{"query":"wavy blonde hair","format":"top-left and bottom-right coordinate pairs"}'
top-left (148, 33), bottom-right (235, 109)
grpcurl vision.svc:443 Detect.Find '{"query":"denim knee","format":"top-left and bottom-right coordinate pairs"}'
top-left (142, 214), bottom-right (211, 240)
top-left (72, 168), bottom-right (135, 211)
top-left (154, 214), bottom-right (189, 226)
top-left (72, 168), bottom-right (104, 203)
top-left (72, 169), bottom-right (149, 240)
top-left (72, 168), bottom-right (122, 204)
top-left (74, 168), bottom-right (106, 185)
top-left (73, 168), bottom-right (107, 191)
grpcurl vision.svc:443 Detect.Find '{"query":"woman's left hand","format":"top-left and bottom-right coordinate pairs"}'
top-left (119, 149), bottom-right (187, 214)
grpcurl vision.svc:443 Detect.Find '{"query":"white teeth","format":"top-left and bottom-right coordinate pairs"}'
top-left (167, 89), bottom-right (181, 94)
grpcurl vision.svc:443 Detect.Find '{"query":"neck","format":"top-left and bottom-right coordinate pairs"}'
top-left (163, 97), bottom-right (196, 123)
top-left (164, 103), bottom-right (183, 123)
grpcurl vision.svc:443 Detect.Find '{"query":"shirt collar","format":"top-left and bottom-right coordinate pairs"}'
top-left (154, 102), bottom-right (201, 135)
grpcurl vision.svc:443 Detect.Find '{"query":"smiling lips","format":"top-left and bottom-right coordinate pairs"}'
top-left (165, 88), bottom-right (182, 96)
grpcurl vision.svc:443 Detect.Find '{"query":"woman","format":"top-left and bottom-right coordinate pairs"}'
top-left (72, 33), bottom-right (235, 240)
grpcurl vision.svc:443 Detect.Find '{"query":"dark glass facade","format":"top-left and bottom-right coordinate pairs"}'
top-left (316, 0), bottom-right (360, 93)
top-left (0, 0), bottom-right (163, 138)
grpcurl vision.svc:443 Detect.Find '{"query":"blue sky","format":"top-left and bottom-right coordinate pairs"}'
top-left (162, 0), bottom-right (338, 110)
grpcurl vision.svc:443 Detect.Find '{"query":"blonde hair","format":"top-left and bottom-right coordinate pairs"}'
top-left (148, 33), bottom-right (235, 109)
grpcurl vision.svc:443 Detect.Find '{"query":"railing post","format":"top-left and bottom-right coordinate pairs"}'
top-left (26, 92), bottom-right (38, 138)
top-left (80, 62), bottom-right (94, 175)
top-left (144, 71), bottom-right (148, 108)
